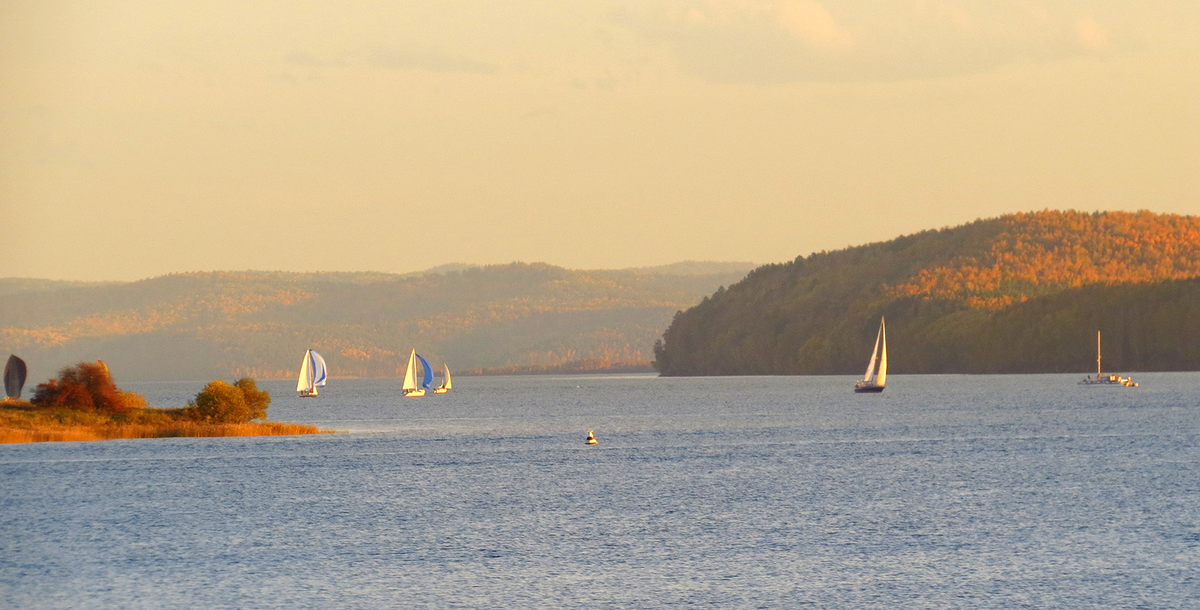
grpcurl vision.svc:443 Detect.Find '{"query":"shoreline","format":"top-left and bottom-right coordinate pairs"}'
top-left (0, 401), bottom-right (327, 444)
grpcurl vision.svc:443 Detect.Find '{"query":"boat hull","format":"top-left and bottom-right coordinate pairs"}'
top-left (1079, 376), bottom-right (1137, 387)
top-left (854, 385), bottom-right (885, 393)
top-left (405, 389), bottom-right (425, 397)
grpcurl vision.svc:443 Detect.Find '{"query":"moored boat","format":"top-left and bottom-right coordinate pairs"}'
top-left (1079, 331), bottom-right (1137, 387)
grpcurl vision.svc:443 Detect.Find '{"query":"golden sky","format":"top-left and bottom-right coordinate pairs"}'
top-left (2, 1), bottom-right (1197, 280)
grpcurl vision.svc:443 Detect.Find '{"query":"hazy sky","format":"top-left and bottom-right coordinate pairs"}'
top-left (2, 1), bottom-right (1197, 281)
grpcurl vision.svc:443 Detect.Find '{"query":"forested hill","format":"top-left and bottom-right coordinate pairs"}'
top-left (0, 262), bottom-right (753, 382)
top-left (653, 211), bottom-right (1200, 375)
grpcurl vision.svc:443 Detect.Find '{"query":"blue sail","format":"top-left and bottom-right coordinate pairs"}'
top-left (310, 351), bottom-right (328, 387)
top-left (416, 354), bottom-right (434, 389)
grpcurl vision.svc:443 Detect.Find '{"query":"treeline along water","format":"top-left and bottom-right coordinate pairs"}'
top-left (654, 211), bottom-right (1200, 376)
top-left (2, 374), bottom-right (1198, 608)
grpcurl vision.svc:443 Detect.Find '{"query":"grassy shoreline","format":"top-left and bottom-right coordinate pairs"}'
top-left (0, 401), bottom-right (327, 444)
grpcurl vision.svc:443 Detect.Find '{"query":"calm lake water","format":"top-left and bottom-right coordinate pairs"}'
top-left (2, 373), bottom-right (1198, 608)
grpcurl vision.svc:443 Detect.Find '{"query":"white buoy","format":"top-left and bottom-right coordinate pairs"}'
top-left (586, 430), bottom-right (598, 445)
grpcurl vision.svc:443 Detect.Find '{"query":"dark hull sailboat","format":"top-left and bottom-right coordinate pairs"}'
top-left (5, 354), bottom-right (28, 400)
top-left (853, 384), bottom-right (885, 394)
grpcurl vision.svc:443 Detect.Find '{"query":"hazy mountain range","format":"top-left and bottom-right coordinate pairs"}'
top-left (654, 210), bottom-right (1200, 375)
top-left (0, 262), bottom-right (754, 383)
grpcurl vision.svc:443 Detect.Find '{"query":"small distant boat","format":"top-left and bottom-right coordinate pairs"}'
top-left (854, 317), bottom-right (887, 393)
top-left (433, 362), bottom-right (452, 394)
top-left (586, 430), bottom-right (598, 445)
top-left (296, 349), bottom-right (328, 397)
top-left (1079, 331), bottom-right (1137, 387)
top-left (402, 349), bottom-right (434, 397)
top-left (4, 355), bottom-right (27, 400)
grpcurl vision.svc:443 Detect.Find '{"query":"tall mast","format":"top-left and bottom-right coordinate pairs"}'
top-left (1096, 330), bottom-right (1101, 376)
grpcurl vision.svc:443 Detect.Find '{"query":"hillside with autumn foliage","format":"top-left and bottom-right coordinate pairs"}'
top-left (654, 211), bottom-right (1200, 375)
top-left (0, 262), bottom-right (753, 382)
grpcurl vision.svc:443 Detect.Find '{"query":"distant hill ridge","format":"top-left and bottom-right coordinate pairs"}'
top-left (653, 210), bottom-right (1200, 375)
top-left (0, 261), bottom-right (754, 382)
top-left (0, 278), bottom-right (119, 296)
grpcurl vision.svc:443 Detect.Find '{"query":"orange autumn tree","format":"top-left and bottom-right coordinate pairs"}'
top-left (31, 361), bottom-right (148, 413)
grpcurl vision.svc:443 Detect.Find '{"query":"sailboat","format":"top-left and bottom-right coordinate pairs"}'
top-left (854, 317), bottom-right (887, 393)
top-left (1079, 331), bottom-right (1137, 387)
top-left (402, 349), bottom-right (434, 397)
top-left (433, 362), bottom-right (452, 394)
top-left (4, 355), bottom-right (27, 400)
top-left (296, 349), bottom-right (328, 397)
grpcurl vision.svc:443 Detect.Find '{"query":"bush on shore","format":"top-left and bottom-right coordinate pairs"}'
top-left (184, 378), bottom-right (271, 423)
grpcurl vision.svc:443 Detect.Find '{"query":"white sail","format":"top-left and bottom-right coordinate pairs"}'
top-left (876, 319), bottom-right (887, 387)
top-left (443, 364), bottom-right (452, 390)
top-left (402, 349), bottom-right (418, 391)
top-left (297, 353), bottom-right (311, 392)
top-left (297, 350), bottom-right (313, 392)
top-left (862, 321), bottom-right (882, 383)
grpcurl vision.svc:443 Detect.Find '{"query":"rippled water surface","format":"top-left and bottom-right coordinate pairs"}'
top-left (2, 374), bottom-right (1198, 608)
